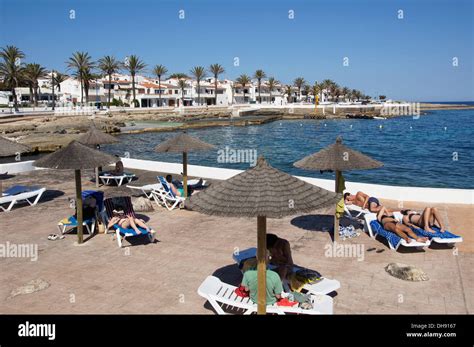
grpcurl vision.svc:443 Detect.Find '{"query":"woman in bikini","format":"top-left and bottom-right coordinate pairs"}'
top-left (107, 209), bottom-right (152, 235)
top-left (377, 206), bottom-right (428, 243)
top-left (401, 207), bottom-right (445, 233)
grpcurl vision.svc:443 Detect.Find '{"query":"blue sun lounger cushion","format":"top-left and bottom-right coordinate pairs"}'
top-left (3, 185), bottom-right (40, 196)
top-left (370, 220), bottom-right (404, 249)
top-left (410, 226), bottom-right (460, 239)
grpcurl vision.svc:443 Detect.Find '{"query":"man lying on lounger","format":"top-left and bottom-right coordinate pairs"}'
top-left (344, 191), bottom-right (388, 213)
top-left (401, 207), bottom-right (446, 233)
top-left (266, 234), bottom-right (294, 282)
top-left (165, 174), bottom-right (204, 197)
top-left (107, 207), bottom-right (154, 235)
top-left (377, 206), bottom-right (428, 243)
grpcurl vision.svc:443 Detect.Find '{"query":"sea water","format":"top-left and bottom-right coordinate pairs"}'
top-left (103, 108), bottom-right (474, 189)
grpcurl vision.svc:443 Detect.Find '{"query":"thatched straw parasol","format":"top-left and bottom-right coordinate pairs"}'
top-left (34, 141), bottom-right (117, 244)
top-left (0, 136), bottom-right (31, 194)
top-left (294, 136), bottom-right (383, 240)
top-left (155, 132), bottom-right (215, 197)
top-left (0, 136), bottom-right (30, 158)
top-left (77, 125), bottom-right (119, 187)
top-left (186, 156), bottom-right (340, 314)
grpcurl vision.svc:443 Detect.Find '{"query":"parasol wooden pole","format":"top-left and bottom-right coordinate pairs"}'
top-left (75, 169), bottom-right (84, 244)
top-left (182, 152), bottom-right (188, 198)
top-left (95, 167), bottom-right (100, 188)
top-left (334, 170), bottom-right (341, 243)
top-left (257, 216), bottom-right (267, 315)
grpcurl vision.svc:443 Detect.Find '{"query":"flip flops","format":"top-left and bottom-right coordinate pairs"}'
top-left (47, 234), bottom-right (65, 241)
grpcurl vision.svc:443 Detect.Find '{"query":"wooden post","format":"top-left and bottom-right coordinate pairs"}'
top-left (334, 170), bottom-right (340, 243)
top-left (95, 167), bottom-right (100, 188)
top-left (182, 152), bottom-right (188, 198)
top-left (257, 216), bottom-right (267, 315)
top-left (75, 169), bottom-right (84, 244)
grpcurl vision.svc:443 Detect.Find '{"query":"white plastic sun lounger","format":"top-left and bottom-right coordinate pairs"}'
top-left (198, 275), bottom-right (333, 315)
top-left (233, 248), bottom-right (340, 296)
top-left (393, 212), bottom-right (463, 246)
top-left (57, 216), bottom-right (96, 235)
top-left (99, 172), bottom-right (136, 186)
top-left (344, 204), bottom-right (370, 219)
top-left (0, 187), bottom-right (46, 212)
top-left (126, 183), bottom-right (164, 199)
top-left (364, 213), bottom-right (431, 251)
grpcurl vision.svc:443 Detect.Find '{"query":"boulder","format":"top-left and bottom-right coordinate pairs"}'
top-left (132, 197), bottom-right (154, 212)
top-left (385, 263), bottom-right (429, 281)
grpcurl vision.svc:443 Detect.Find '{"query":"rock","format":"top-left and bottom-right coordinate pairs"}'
top-left (132, 197), bottom-right (154, 212)
top-left (385, 263), bottom-right (429, 281)
top-left (9, 278), bottom-right (50, 299)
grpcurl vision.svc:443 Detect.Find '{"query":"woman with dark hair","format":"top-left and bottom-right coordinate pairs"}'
top-left (266, 233), bottom-right (294, 281)
top-left (377, 206), bottom-right (428, 243)
top-left (401, 207), bottom-right (445, 233)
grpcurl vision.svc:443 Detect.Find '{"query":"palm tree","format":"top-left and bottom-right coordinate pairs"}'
top-left (267, 77), bottom-right (278, 104)
top-left (124, 55), bottom-right (146, 107)
top-left (98, 55), bottom-right (121, 106)
top-left (235, 74), bottom-right (251, 104)
top-left (24, 63), bottom-right (47, 106)
top-left (177, 79), bottom-right (187, 106)
top-left (209, 63), bottom-right (225, 105)
top-left (0, 45), bottom-right (25, 111)
top-left (53, 72), bottom-right (68, 92)
top-left (153, 64), bottom-right (168, 107)
top-left (23, 65), bottom-right (35, 106)
top-left (329, 82), bottom-right (340, 102)
top-left (285, 85), bottom-right (293, 103)
top-left (321, 79), bottom-right (335, 102)
top-left (303, 84), bottom-right (311, 102)
top-left (311, 82), bottom-right (321, 104)
top-left (190, 66), bottom-right (206, 106)
top-left (66, 51), bottom-right (95, 105)
top-left (169, 72), bottom-right (188, 79)
top-left (293, 77), bottom-right (305, 102)
top-left (253, 69), bottom-right (266, 103)
top-left (341, 87), bottom-right (350, 102)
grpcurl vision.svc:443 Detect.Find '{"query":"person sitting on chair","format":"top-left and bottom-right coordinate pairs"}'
top-left (266, 233), bottom-right (294, 282)
top-left (240, 258), bottom-right (284, 306)
top-left (107, 208), bottom-right (154, 235)
top-left (109, 159), bottom-right (124, 176)
top-left (165, 174), bottom-right (204, 197)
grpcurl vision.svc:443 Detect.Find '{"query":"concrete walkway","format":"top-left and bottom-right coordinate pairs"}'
top-left (0, 168), bottom-right (472, 314)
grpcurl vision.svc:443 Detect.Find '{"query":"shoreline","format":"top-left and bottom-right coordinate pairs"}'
top-left (0, 103), bottom-right (472, 154)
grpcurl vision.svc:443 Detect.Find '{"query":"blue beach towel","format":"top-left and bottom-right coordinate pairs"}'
top-left (370, 220), bottom-right (404, 249)
top-left (410, 226), bottom-right (460, 239)
top-left (3, 185), bottom-right (40, 196)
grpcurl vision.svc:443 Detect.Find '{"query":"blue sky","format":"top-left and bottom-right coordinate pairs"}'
top-left (0, 0), bottom-right (472, 101)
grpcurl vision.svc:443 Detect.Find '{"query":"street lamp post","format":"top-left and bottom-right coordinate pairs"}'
top-left (51, 70), bottom-right (55, 111)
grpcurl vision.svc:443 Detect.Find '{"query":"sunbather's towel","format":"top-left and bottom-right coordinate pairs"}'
top-left (411, 226), bottom-right (460, 239)
top-left (370, 220), bottom-right (402, 249)
top-left (336, 198), bottom-right (345, 219)
top-left (59, 216), bottom-right (93, 226)
top-left (294, 268), bottom-right (322, 284)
